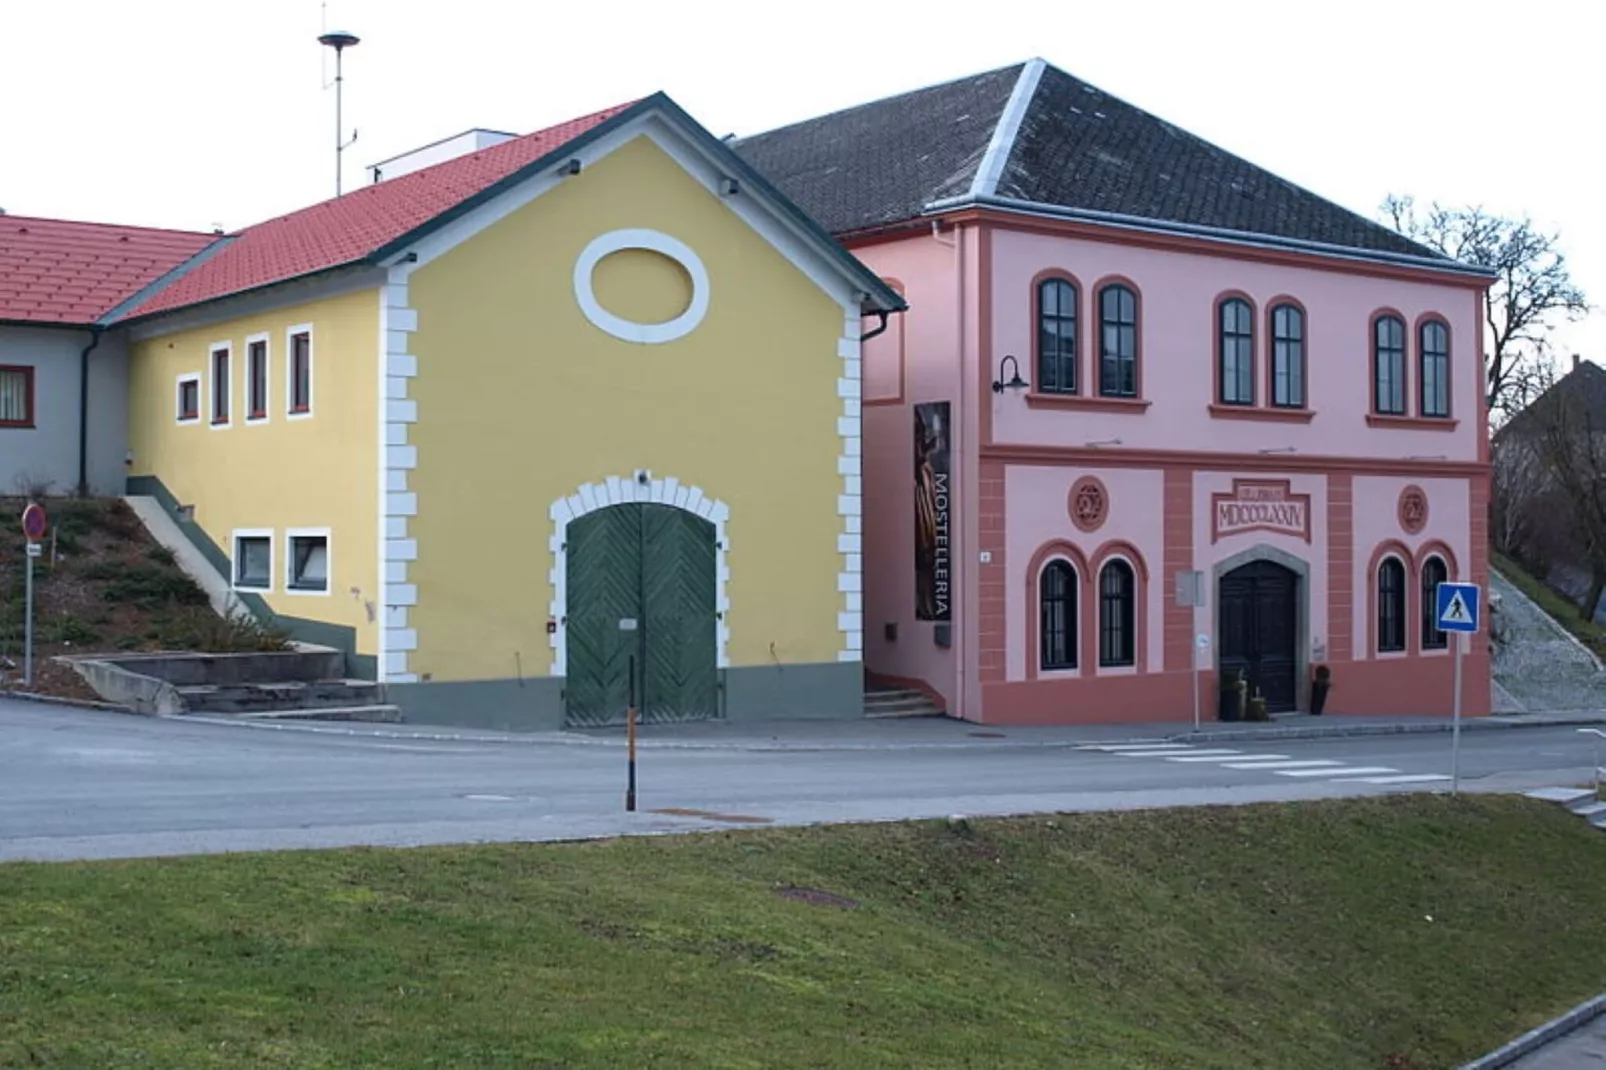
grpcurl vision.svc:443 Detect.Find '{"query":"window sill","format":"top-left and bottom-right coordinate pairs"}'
top-left (1025, 393), bottom-right (1152, 413)
top-left (0, 421), bottom-right (37, 430)
top-left (233, 584), bottom-right (271, 594)
top-left (177, 415), bottom-right (199, 425)
top-left (211, 419), bottom-right (231, 428)
top-left (1366, 414), bottom-right (1459, 431)
top-left (1208, 404), bottom-right (1316, 424)
top-left (285, 584), bottom-right (331, 596)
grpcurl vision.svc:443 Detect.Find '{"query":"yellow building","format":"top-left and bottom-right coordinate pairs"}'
top-left (118, 93), bottom-right (904, 728)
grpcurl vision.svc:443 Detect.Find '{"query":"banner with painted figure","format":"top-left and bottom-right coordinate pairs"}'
top-left (914, 401), bottom-right (952, 621)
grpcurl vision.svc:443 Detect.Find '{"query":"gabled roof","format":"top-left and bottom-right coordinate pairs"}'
top-left (1494, 360), bottom-right (1606, 443)
top-left (127, 102), bottom-right (638, 318)
top-left (123, 93), bottom-right (904, 321)
top-left (733, 59), bottom-right (1488, 274)
top-left (0, 215), bottom-right (215, 326)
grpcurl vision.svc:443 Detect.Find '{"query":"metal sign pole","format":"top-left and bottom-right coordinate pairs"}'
top-left (23, 544), bottom-right (35, 687)
top-left (1450, 629), bottom-right (1464, 796)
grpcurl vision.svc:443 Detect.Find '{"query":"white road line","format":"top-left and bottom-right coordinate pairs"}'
top-left (1220, 759), bottom-right (1343, 770)
top-left (1077, 743), bottom-right (1193, 752)
top-left (1277, 766), bottom-right (1399, 778)
top-left (1164, 753), bottom-right (1290, 763)
top-left (1119, 749), bottom-right (1242, 759)
top-left (1331, 774), bottom-right (1452, 784)
top-left (1104, 748), bottom-right (1203, 757)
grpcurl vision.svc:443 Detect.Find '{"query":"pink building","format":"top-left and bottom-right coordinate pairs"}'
top-left (737, 59), bottom-right (1494, 723)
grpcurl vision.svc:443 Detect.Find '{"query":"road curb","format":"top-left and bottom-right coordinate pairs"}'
top-left (0, 689), bottom-right (141, 715)
top-left (1169, 713), bottom-right (1606, 746)
top-left (96, 708), bottom-right (1606, 752)
top-left (1456, 992), bottom-right (1606, 1070)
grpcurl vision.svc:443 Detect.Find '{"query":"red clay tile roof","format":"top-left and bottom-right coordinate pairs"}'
top-left (127, 100), bottom-right (639, 319)
top-left (0, 215), bottom-right (215, 325)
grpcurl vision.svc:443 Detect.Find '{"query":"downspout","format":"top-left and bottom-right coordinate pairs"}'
top-left (930, 218), bottom-right (966, 719)
top-left (76, 326), bottom-right (104, 497)
top-left (860, 309), bottom-right (892, 342)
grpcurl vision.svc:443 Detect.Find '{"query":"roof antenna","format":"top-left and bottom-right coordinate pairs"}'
top-left (319, 24), bottom-right (361, 197)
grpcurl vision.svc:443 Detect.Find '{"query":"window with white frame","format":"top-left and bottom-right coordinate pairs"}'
top-left (233, 531), bottom-right (272, 591)
top-left (176, 374), bottom-right (200, 423)
top-left (288, 328), bottom-right (313, 416)
top-left (247, 336), bottom-right (269, 422)
top-left (286, 530), bottom-right (330, 593)
top-left (211, 345), bottom-right (232, 425)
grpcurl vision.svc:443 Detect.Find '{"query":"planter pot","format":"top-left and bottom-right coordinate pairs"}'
top-left (1218, 682), bottom-right (1243, 722)
top-left (1310, 680), bottom-right (1330, 716)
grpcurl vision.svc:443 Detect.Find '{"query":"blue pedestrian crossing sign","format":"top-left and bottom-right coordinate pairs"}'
top-left (1435, 582), bottom-right (1481, 633)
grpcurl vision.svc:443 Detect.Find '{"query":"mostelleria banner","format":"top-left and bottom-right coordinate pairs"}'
top-left (914, 401), bottom-right (951, 621)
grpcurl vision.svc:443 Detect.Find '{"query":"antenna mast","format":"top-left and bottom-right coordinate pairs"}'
top-left (318, 29), bottom-right (361, 196)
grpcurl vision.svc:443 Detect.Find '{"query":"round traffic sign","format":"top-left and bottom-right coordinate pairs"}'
top-left (21, 502), bottom-right (47, 542)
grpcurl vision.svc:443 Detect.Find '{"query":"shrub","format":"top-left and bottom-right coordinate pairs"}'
top-left (145, 544), bottom-right (177, 567)
top-left (92, 562), bottom-right (209, 611)
top-left (45, 614), bottom-right (100, 647)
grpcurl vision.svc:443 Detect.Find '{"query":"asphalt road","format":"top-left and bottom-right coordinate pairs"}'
top-left (1, 699), bottom-right (1600, 862)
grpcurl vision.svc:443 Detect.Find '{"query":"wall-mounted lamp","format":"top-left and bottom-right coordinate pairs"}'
top-left (1258, 446), bottom-right (1298, 454)
top-left (1085, 437), bottom-right (1122, 448)
top-left (992, 354), bottom-right (1028, 393)
top-left (719, 176), bottom-right (740, 196)
top-left (561, 158), bottom-right (582, 176)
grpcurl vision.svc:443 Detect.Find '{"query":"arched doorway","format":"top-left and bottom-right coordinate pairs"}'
top-left (564, 503), bottom-right (718, 726)
top-left (1217, 559), bottom-right (1300, 712)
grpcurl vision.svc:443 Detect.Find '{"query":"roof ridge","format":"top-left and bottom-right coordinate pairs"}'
top-left (1025, 63), bottom-right (1441, 261)
top-left (968, 57), bottom-right (1047, 200)
top-left (730, 61), bottom-right (1025, 146)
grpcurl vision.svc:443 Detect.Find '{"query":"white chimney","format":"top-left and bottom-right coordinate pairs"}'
top-left (368, 128), bottom-right (517, 184)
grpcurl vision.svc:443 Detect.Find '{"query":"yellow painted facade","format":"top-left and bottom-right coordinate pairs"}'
top-left (406, 133), bottom-right (846, 682)
top-left (126, 287), bottom-right (382, 656)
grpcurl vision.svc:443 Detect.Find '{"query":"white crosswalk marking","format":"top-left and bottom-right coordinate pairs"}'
top-left (1078, 744), bottom-right (1444, 787)
top-left (1121, 749), bottom-right (1241, 759)
top-left (1331, 773), bottom-right (1452, 784)
top-left (1165, 753), bottom-right (1293, 763)
top-left (1220, 759), bottom-right (1342, 770)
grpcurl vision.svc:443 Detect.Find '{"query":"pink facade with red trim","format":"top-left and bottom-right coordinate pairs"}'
top-left (856, 216), bottom-right (1492, 725)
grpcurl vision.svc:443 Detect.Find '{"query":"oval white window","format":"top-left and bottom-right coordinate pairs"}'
top-left (573, 228), bottom-right (710, 344)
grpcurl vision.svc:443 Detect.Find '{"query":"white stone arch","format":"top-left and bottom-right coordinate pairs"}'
top-left (548, 472), bottom-right (731, 676)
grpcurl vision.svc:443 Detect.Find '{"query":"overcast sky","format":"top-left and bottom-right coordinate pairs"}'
top-left (4, 0), bottom-right (1599, 363)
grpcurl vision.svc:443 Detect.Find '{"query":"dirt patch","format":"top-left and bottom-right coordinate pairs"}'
top-left (774, 885), bottom-right (860, 909)
top-left (0, 497), bottom-right (291, 703)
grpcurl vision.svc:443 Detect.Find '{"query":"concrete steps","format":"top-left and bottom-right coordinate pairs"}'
top-left (177, 679), bottom-right (382, 714)
top-left (863, 688), bottom-right (945, 719)
top-left (1524, 786), bottom-right (1606, 831)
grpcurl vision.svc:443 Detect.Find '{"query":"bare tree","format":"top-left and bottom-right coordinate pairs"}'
top-left (1516, 372), bottom-right (1606, 616)
top-left (1382, 195), bottom-right (1590, 422)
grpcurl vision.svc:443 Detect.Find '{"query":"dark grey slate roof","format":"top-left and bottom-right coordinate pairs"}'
top-left (733, 59), bottom-right (1449, 264)
top-left (730, 64), bottom-right (1023, 236)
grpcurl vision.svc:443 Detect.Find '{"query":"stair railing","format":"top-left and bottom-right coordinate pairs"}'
top-left (1579, 728), bottom-right (1606, 798)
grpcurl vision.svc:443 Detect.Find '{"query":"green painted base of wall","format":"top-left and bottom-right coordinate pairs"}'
top-left (388, 661), bottom-right (863, 732)
top-left (125, 475), bottom-right (372, 680)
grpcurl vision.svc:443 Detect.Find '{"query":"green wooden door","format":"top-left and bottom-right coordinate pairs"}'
top-left (641, 505), bottom-right (718, 723)
top-left (564, 503), bottom-right (719, 727)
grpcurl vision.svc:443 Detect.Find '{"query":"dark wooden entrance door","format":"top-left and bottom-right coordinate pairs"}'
top-left (1217, 560), bottom-right (1299, 713)
top-left (565, 503), bottom-right (719, 727)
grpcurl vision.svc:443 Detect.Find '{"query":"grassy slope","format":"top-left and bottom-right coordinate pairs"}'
top-left (1494, 550), bottom-right (1606, 657)
top-left (3, 796), bottom-right (1605, 1069)
top-left (0, 497), bottom-right (287, 698)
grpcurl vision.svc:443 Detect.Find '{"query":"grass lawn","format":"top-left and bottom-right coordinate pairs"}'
top-left (3, 796), bottom-right (1606, 1069)
top-left (1494, 550), bottom-right (1606, 657)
